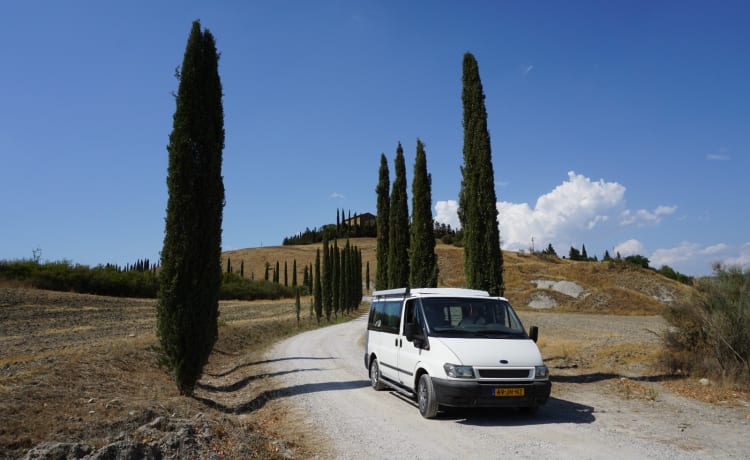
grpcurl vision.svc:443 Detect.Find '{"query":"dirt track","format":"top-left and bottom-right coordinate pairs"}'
top-left (2, 288), bottom-right (750, 458)
top-left (262, 312), bottom-right (750, 459)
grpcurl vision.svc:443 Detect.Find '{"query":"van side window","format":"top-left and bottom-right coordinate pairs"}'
top-left (404, 299), bottom-right (424, 335)
top-left (367, 300), bottom-right (402, 334)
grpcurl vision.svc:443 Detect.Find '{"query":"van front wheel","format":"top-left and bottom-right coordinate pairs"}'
top-left (417, 374), bottom-right (438, 418)
top-left (369, 358), bottom-right (386, 391)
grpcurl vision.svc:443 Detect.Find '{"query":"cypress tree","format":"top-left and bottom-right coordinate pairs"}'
top-left (333, 239), bottom-right (340, 318)
top-left (388, 143), bottom-right (410, 289)
top-left (314, 248), bottom-right (322, 323)
top-left (295, 288), bottom-right (301, 327)
top-left (375, 154), bottom-right (390, 290)
top-left (409, 139), bottom-right (438, 288)
top-left (458, 52), bottom-right (504, 296)
top-left (292, 259), bottom-right (298, 287)
top-left (322, 237), bottom-right (332, 321)
top-left (157, 20), bottom-right (225, 396)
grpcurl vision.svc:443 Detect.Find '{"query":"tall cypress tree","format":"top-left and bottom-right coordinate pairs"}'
top-left (322, 237), bottom-right (331, 321)
top-left (388, 142), bottom-right (410, 289)
top-left (375, 153), bottom-right (390, 291)
top-left (332, 239), bottom-right (340, 318)
top-left (409, 139), bottom-right (438, 288)
top-left (314, 248), bottom-right (322, 323)
top-left (157, 20), bottom-right (225, 395)
top-left (458, 52), bottom-right (504, 296)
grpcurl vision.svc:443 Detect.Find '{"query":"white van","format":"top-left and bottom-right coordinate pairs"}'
top-left (364, 287), bottom-right (551, 418)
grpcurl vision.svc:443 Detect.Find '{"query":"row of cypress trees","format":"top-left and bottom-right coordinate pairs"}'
top-left (375, 139), bottom-right (439, 290)
top-left (313, 238), bottom-right (363, 322)
top-left (375, 53), bottom-right (504, 296)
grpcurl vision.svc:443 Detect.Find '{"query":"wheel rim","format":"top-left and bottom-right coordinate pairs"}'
top-left (418, 379), bottom-right (427, 412)
top-left (370, 361), bottom-right (379, 386)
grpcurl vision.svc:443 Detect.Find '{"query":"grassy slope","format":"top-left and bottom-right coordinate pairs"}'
top-left (224, 238), bottom-right (695, 315)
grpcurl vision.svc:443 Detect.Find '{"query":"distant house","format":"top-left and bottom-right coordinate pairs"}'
top-left (344, 212), bottom-right (376, 228)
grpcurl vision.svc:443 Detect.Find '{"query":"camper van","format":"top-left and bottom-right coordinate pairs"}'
top-left (364, 287), bottom-right (551, 418)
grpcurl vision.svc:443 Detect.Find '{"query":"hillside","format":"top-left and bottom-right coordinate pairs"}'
top-left (223, 238), bottom-right (695, 315)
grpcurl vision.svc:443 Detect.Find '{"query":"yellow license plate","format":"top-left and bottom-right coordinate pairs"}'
top-left (495, 388), bottom-right (525, 397)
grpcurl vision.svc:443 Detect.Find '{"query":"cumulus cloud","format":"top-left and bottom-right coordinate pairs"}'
top-left (434, 171), bottom-right (678, 261)
top-left (329, 192), bottom-right (345, 199)
top-left (435, 171), bottom-right (629, 250)
top-left (613, 239), bottom-right (644, 257)
top-left (434, 200), bottom-right (460, 229)
top-left (498, 171), bottom-right (626, 249)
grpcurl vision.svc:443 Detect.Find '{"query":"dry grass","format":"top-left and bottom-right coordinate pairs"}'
top-left (225, 239), bottom-right (695, 316)
top-left (0, 289), bottom-right (352, 458)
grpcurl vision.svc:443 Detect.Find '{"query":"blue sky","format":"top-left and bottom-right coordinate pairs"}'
top-left (1, 1), bottom-right (748, 276)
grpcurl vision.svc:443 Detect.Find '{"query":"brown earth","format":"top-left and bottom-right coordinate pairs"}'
top-left (0, 244), bottom-right (738, 458)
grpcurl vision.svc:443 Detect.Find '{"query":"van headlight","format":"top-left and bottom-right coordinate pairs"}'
top-left (444, 363), bottom-right (475, 379)
top-left (535, 365), bottom-right (549, 379)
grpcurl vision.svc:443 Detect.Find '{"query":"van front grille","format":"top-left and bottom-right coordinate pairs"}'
top-left (477, 369), bottom-right (531, 379)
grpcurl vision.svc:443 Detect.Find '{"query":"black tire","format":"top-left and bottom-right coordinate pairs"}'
top-left (417, 373), bottom-right (439, 418)
top-left (369, 357), bottom-right (386, 391)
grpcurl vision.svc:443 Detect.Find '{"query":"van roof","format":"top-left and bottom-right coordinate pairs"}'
top-left (372, 287), bottom-right (504, 299)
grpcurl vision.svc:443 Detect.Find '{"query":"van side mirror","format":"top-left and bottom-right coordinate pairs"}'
top-left (529, 325), bottom-right (539, 343)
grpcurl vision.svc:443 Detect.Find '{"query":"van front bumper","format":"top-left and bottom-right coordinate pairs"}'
top-left (431, 378), bottom-right (551, 408)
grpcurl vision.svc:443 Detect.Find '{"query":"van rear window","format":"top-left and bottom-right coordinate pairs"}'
top-left (367, 300), bottom-right (402, 334)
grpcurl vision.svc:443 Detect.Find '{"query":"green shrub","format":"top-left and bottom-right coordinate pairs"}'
top-left (662, 265), bottom-right (750, 386)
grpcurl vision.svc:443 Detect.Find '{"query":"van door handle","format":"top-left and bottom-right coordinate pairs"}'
top-left (395, 338), bottom-right (402, 347)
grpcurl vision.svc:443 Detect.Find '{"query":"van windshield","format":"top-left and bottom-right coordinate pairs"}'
top-left (421, 297), bottom-right (526, 338)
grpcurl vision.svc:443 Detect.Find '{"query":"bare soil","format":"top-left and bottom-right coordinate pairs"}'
top-left (2, 287), bottom-right (749, 458)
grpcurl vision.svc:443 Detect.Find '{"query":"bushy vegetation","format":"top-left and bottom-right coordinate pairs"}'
top-left (661, 265), bottom-right (750, 387)
top-left (0, 259), bottom-right (159, 298)
top-left (220, 272), bottom-right (297, 300)
top-left (0, 258), bottom-right (303, 302)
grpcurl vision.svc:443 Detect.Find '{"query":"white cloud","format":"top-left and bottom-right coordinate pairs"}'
top-left (707, 147), bottom-right (731, 161)
top-left (436, 171), bottom-right (630, 249)
top-left (649, 241), bottom-right (750, 274)
top-left (434, 171), bottom-right (677, 261)
top-left (330, 192), bottom-right (345, 199)
top-left (523, 64), bottom-right (534, 75)
top-left (620, 205), bottom-right (676, 227)
top-left (496, 171), bottom-right (626, 250)
top-left (614, 239), bottom-right (644, 257)
top-left (723, 243), bottom-right (750, 268)
top-left (434, 200), bottom-right (460, 229)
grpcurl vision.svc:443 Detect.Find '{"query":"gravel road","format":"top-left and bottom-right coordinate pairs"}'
top-left (264, 313), bottom-right (750, 459)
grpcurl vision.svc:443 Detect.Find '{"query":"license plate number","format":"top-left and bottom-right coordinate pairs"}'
top-left (494, 388), bottom-right (525, 397)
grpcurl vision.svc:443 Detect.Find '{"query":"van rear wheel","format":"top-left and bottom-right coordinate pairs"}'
top-left (417, 374), bottom-right (438, 418)
top-left (369, 358), bottom-right (386, 391)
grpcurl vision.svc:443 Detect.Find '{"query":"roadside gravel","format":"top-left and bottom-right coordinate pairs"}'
top-left (264, 313), bottom-right (750, 459)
